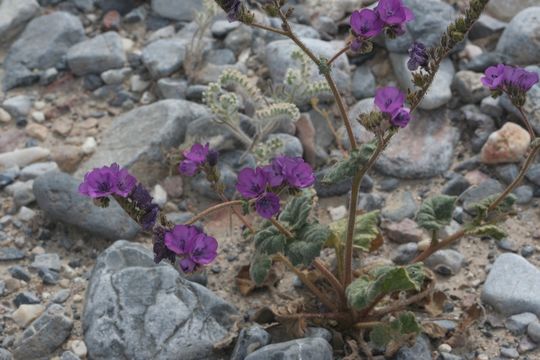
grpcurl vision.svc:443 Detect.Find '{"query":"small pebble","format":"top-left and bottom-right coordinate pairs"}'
top-left (438, 343), bottom-right (452, 353)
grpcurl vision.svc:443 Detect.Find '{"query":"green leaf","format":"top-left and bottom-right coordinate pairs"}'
top-left (322, 142), bottom-right (377, 184)
top-left (415, 195), bottom-right (457, 231)
top-left (250, 253), bottom-right (273, 285)
top-left (370, 312), bottom-right (422, 348)
top-left (278, 194), bottom-right (312, 231)
top-left (253, 227), bottom-right (286, 255)
top-left (329, 211), bottom-right (381, 252)
top-left (469, 194), bottom-right (516, 218)
top-left (285, 223), bottom-right (330, 266)
top-left (346, 264), bottom-right (425, 311)
top-left (466, 224), bottom-right (507, 240)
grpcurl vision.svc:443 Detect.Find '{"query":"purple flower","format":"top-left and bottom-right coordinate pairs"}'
top-left (390, 107), bottom-right (411, 128)
top-left (407, 42), bottom-right (428, 71)
top-left (179, 160), bottom-right (199, 177)
top-left (165, 225), bottom-right (218, 273)
top-left (184, 143), bottom-right (209, 164)
top-left (141, 204), bottom-right (159, 230)
top-left (262, 162), bottom-right (285, 188)
top-left (79, 163), bottom-right (136, 198)
top-left (375, 86), bottom-right (406, 114)
top-left (153, 227), bottom-right (176, 264)
top-left (375, 0), bottom-right (414, 26)
top-left (350, 9), bottom-right (384, 38)
top-left (481, 64), bottom-right (506, 90)
top-left (504, 66), bottom-right (539, 92)
top-left (207, 149), bottom-right (219, 167)
top-left (178, 143), bottom-right (216, 177)
top-left (130, 183), bottom-right (153, 210)
top-left (255, 192), bottom-right (281, 219)
top-left (236, 167), bottom-right (268, 198)
top-left (280, 157), bottom-right (316, 189)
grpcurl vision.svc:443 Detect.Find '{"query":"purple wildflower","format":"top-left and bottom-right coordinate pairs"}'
top-left (350, 9), bottom-right (384, 38)
top-left (407, 42), bottom-right (429, 71)
top-left (130, 183), bottom-right (160, 230)
top-left (262, 162), bottom-right (285, 188)
top-left (153, 227), bottom-right (176, 264)
top-left (215, 0), bottom-right (242, 22)
top-left (375, 0), bottom-right (414, 26)
top-left (178, 143), bottom-right (217, 177)
top-left (504, 66), bottom-right (539, 92)
top-left (79, 163), bottom-right (136, 198)
top-left (179, 160), bottom-right (199, 177)
top-left (236, 167), bottom-right (268, 198)
top-left (165, 225), bottom-right (218, 273)
top-left (390, 107), bottom-right (411, 128)
top-left (481, 64), bottom-right (507, 90)
top-left (278, 157), bottom-right (316, 189)
top-left (375, 86), bottom-right (406, 114)
top-left (255, 192), bottom-right (281, 219)
top-left (207, 149), bottom-right (219, 167)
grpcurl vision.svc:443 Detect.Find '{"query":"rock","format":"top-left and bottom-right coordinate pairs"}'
top-left (33, 171), bottom-right (140, 240)
top-left (14, 292), bottom-right (40, 307)
top-left (305, 327), bottom-right (333, 343)
top-left (513, 185), bottom-right (533, 204)
top-left (385, 0), bottom-right (456, 53)
top-left (151, 0), bottom-right (202, 21)
top-left (391, 53), bottom-right (454, 110)
top-left (392, 242), bottom-right (419, 265)
top-left (356, 193), bottom-right (385, 212)
top-left (205, 48), bottom-right (236, 66)
top-left (31, 253), bottom-right (61, 272)
top-left (142, 38), bottom-right (189, 79)
top-left (424, 249), bottom-right (465, 276)
top-left (382, 191), bottom-right (417, 222)
top-left (376, 109), bottom-right (458, 178)
top-left (505, 312), bottom-right (538, 335)
top-left (11, 304), bottom-right (45, 328)
top-left (70, 340), bottom-right (87, 358)
top-left (494, 164), bottom-right (519, 185)
top-left (482, 253), bottom-right (540, 316)
top-left (452, 71), bottom-right (491, 104)
top-left (267, 134), bottom-right (303, 158)
top-left (0, 147), bottom-right (49, 169)
top-left (0, 248), bottom-right (25, 261)
top-left (12, 304), bottom-right (73, 360)
top-left (461, 179), bottom-right (504, 213)
top-left (6, 180), bottom-right (35, 207)
top-left (528, 320), bottom-right (540, 343)
top-left (20, 162), bottom-right (59, 181)
top-left (0, 0), bottom-right (39, 42)
top-left (230, 325), bottom-right (271, 360)
top-left (51, 145), bottom-right (82, 173)
top-left (61, 351), bottom-right (80, 360)
top-left (84, 240), bottom-right (238, 360)
top-left (486, 0), bottom-right (540, 22)
top-left (76, 100), bottom-right (209, 184)
top-left (152, 184), bottom-right (167, 207)
top-left (157, 78), bottom-right (187, 99)
top-left (26, 123), bottom-right (48, 141)
top-left (67, 32), bottom-right (126, 76)
top-left (52, 289), bottom-right (71, 304)
top-left (480, 123), bottom-right (531, 164)
top-left (130, 75), bottom-right (150, 92)
top-left (3, 12), bottom-right (85, 90)
top-left (500, 347), bottom-right (519, 359)
top-left (17, 206), bottom-right (36, 222)
top-left (384, 219), bottom-right (424, 244)
top-left (8, 266), bottom-right (31, 282)
top-left (211, 20), bottom-right (239, 38)
top-left (81, 137), bottom-right (97, 155)
top-left (95, 0), bottom-right (139, 14)
top-left (2, 95), bottom-right (32, 118)
top-left (469, 14), bottom-right (507, 40)
top-left (394, 335), bottom-right (432, 360)
top-left (442, 174), bottom-right (471, 196)
top-left (352, 65), bottom-right (376, 100)
top-left (244, 338), bottom-right (332, 360)
top-left (496, 7), bottom-right (540, 65)
top-left (0, 348), bottom-right (12, 360)
top-left (0, 108), bottom-right (12, 123)
top-left (225, 26), bottom-right (253, 55)
top-left (101, 68), bottom-right (132, 85)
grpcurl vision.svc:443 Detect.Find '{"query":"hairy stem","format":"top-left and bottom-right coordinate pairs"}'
top-left (185, 200), bottom-right (245, 225)
top-left (313, 259), bottom-right (346, 308)
top-left (270, 217), bottom-right (294, 238)
top-left (411, 229), bottom-right (467, 263)
top-left (327, 45), bottom-right (350, 66)
top-left (250, 21), bottom-right (288, 36)
top-left (518, 107), bottom-right (536, 139)
top-left (216, 191), bottom-right (255, 233)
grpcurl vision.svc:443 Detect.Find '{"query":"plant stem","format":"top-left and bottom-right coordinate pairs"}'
top-left (412, 229), bottom-right (467, 263)
top-left (216, 191), bottom-right (255, 233)
top-left (313, 259), bottom-right (346, 307)
top-left (353, 321), bottom-right (382, 329)
top-left (250, 21), bottom-right (288, 36)
top-left (327, 45), bottom-right (350, 66)
top-left (185, 200), bottom-right (245, 225)
top-left (270, 217), bottom-right (294, 238)
top-left (274, 253), bottom-right (339, 312)
top-left (518, 106), bottom-right (536, 139)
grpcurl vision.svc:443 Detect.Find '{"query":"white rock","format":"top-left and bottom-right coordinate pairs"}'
top-left (152, 184), bottom-right (167, 207)
top-left (33, 101), bottom-right (46, 110)
top-left (328, 205), bottom-right (347, 221)
top-left (70, 340), bottom-right (88, 358)
top-left (20, 161), bottom-right (59, 180)
top-left (31, 111), bottom-right (45, 123)
top-left (0, 147), bottom-right (50, 169)
top-left (0, 108), bottom-right (12, 123)
top-left (130, 75), bottom-right (150, 92)
top-left (12, 304), bottom-right (45, 327)
top-left (81, 137), bottom-right (97, 155)
top-left (17, 206), bottom-right (36, 222)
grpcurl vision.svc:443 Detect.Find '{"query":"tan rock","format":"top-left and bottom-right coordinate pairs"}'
top-left (384, 218), bottom-right (424, 244)
top-left (0, 107), bottom-right (12, 123)
top-left (0, 147), bottom-right (50, 168)
top-left (481, 122), bottom-right (531, 164)
top-left (52, 119), bottom-right (73, 136)
top-left (26, 123), bottom-right (49, 141)
top-left (51, 145), bottom-right (82, 172)
top-left (12, 304), bottom-right (45, 327)
top-left (70, 340), bottom-right (88, 358)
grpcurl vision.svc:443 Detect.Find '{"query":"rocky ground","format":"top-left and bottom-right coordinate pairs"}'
top-left (1, 0), bottom-right (540, 359)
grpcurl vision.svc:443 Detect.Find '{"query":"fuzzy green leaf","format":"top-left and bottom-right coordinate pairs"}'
top-left (370, 312), bottom-right (422, 348)
top-left (250, 253), bottom-right (273, 285)
top-left (469, 194), bottom-right (516, 218)
top-left (286, 223), bottom-right (330, 266)
top-left (278, 194), bottom-right (312, 231)
top-left (466, 224), bottom-right (507, 240)
top-left (329, 211), bottom-right (381, 252)
top-left (346, 264), bottom-right (425, 311)
top-left (322, 142), bottom-right (377, 184)
top-left (253, 227), bottom-right (286, 255)
top-left (416, 195), bottom-right (457, 231)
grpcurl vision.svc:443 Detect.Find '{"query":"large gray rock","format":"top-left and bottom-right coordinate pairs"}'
top-left (95, 0), bottom-right (139, 14)
top-left (501, 66), bottom-right (540, 134)
top-left (142, 38), bottom-right (189, 79)
top-left (12, 304), bottom-right (73, 360)
top-left (391, 53), bottom-right (454, 110)
top-left (67, 32), bottom-right (126, 76)
top-left (33, 171), bottom-right (140, 240)
top-left (482, 253), bottom-right (540, 316)
top-left (486, 0), bottom-right (540, 21)
top-left (151, 0), bottom-right (202, 21)
top-left (83, 240), bottom-right (238, 360)
top-left (76, 100), bottom-right (209, 184)
top-left (496, 7), bottom-right (540, 65)
top-left (0, 0), bottom-right (40, 42)
top-left (244, 338), bottom-right (333, 360)
top-left (2, 12), bottom-right (85, 90)
top-left (375, 109), bottom-right (459, 179)
top-left (385, 0), bottom-right (457, 53)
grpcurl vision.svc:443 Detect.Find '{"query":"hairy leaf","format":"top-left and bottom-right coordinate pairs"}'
top-left (416, 195), bottom-right (457, 231)
top-left (466, 224), bottom-right (507, 240)
top-left (250, 253), bottom-right (273, 285)
top-left (329, 211), bottom-right (381, 252)
top-left (286, 223), bottom-right (330, 266)
top-left (346, 264), bottom-right (425, 311)
top-left (370, 312), bottom-right (422, 348)
top-left (469, 194), bottom-right (516, 218)
top-left (253, 226), bottom-right (286, 255)
top-left (278, 194), bottom-right (312, 231)
top-left (322, 142), bottom-right (377, 184)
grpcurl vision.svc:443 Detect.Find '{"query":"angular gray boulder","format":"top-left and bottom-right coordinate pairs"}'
top-left (75, 100), bottom-right (209, 184)
top-left (244, 338), bottom-right (333, 360)
top-left (67, 32), bottom-right (126, 76)
top-left (151, 0), bottom-right (202, 22)
top-left (33, 171), bottom-right (140, 240)
top-left (83, 240), bottom-right (238, 360)
top-left (0, 0), bottom-right (40, 43)
top-left (496, 7), bottom-right (540, 65)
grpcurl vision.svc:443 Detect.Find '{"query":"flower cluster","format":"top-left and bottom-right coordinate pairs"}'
top-left (407, 42), bottom-right (429, 71)
top-left (179, 143), bottom-right (219, 177)
top-left (236, 156), bottom-right (315, 219)
top-left (374, 86), bottom-right (411, 128)
top-left (79, 164), bottom-right (160, 230)
top-left (164, 225), bottom-right (218, 273)
top-left (350, 0), bottom-right (414, 51)
top-left (215, 0), bottom-right (243, 22)
top-left (481, 64), bottom-right (539, 93)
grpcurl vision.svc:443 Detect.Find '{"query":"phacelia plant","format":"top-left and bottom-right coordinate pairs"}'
top-left (79, 0), bottom-right (540, 357)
